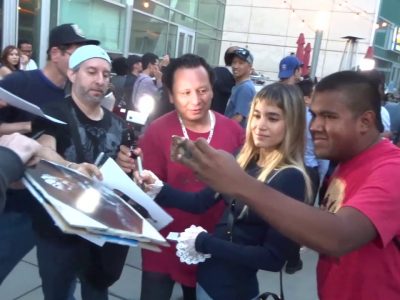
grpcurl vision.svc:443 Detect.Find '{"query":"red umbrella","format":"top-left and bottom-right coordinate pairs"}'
top-left (296, 33), bottom-right (305, 62)
top-left (302, 42), bottom-right (311, 76)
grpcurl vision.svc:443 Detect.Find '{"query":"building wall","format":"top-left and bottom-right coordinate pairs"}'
top-left (221, 0), bottom-right (378, 81)
top-left (1, 0), bottom-right (226, 67)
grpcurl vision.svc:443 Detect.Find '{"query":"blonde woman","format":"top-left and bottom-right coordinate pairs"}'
top-left (141, 83), bottom-right (312, 300)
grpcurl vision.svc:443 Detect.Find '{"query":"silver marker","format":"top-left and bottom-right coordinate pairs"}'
top-left (136, 156), bottom-right (143, 176)
top-left (94, 152), bottom-right (105, 167)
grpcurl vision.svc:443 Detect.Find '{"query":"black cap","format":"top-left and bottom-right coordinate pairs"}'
top-left (48, 23), bottom-right (99, 49)
top-left (226, 48), bottom-right (254, 65)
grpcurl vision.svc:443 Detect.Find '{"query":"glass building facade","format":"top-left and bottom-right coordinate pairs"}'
top-left (1, 0), bottom-right (226, 67)
top-left (373, 0), bottom-right (400, 89)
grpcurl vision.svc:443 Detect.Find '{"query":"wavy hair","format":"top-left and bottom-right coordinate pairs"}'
top-left (236, 82), bottom-right (313, 203)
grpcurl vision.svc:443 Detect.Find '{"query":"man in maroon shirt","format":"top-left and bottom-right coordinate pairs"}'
top-left (117, 54), bottom-right (244, 300)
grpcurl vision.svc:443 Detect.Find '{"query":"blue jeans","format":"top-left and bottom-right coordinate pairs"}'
top-left (35, 233), bottom-right (108, 300)
top-left (0, 212), bottom-right (35, 284)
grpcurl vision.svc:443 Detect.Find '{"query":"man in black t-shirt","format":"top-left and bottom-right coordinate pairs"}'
top-left (0, 23), bottom-right (99, 286)
top-left (34, 45), bottom-right (126, 300)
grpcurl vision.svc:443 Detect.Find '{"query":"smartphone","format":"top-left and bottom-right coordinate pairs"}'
top-left (171, 135), bottom-right (192, 160)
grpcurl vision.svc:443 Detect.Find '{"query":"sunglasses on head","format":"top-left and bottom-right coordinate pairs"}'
top-left (235, 48), bottom-right (250, 57)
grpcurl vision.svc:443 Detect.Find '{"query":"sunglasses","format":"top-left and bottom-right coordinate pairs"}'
top-left (235, 48), bottom-right (250, 57)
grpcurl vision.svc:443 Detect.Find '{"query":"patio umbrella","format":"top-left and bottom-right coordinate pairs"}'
top-left (302, 42), bottom-right (311, 76)
top-left (296, 33), bottom-right (305, 62)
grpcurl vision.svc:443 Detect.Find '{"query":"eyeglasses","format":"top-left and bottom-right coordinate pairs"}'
top-left (64, 50), bottom-right (73, 56)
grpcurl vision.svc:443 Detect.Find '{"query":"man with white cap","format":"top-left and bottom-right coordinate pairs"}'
top-left (33, 44), bottom-right (127, 300)
top-left (0, 23), bottom-right (99, 285)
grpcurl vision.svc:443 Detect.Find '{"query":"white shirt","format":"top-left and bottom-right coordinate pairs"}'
top-left (22, 59), bottom-right (38, 71)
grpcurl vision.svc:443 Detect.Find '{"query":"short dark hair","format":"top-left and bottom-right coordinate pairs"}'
top-left (18, 39), bottom-right (32, 48)
top-left (111, 57), bottom-right (128, 76)
top-left (162, 54), bottom-right (215, 93)
top-left (141, 52), bottom-right (159, 70)
top-left (315, 70), bottom-right (383, 132)
top-left (127, 54), bottom-right (141, 71)
top-left (297, 79), bottom-right (314, 98)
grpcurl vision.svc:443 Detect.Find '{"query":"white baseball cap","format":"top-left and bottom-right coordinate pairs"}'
top-left (69, 45), bottom-right (111, 69)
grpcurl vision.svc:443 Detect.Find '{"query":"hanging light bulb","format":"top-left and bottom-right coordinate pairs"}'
top-left (143, 1), bottom-right (150, 9)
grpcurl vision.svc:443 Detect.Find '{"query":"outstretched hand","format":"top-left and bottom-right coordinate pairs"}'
top-left (172, 138), bottom-right (250, 196)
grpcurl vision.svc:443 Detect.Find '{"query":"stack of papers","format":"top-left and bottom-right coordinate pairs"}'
top-left (23, 159), bottom-right (170, 252)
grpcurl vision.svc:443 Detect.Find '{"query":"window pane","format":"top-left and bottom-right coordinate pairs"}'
top-left (177, 32), bottom-right (185, 57)
top-left (171, 0), bottom-right (198, 18)
top-left (198, 1), bottom-right (223, 28)
top-left (197, 22), bottom-right (218, 39)
top-left (18, 0), bottom-right (41, 63)
top-left (166, 24), bottom-right (177, 56)
top-left (130, 12), bottom-right (168, 56)
top-left (195, 33), bottom-right (220, 66)
top-left (134, 1), bottom-right (169, 19)
top-left (157, 0), bottom-right (170, 5)
top-left (170, 11), bottom-right (196, 30)
top-left (59, 0), bottom-right (125, 52)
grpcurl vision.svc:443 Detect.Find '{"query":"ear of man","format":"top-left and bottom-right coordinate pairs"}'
top-left (67, 68), bottom-right (76, 83)
top-left (358, 110), bottom-right (378, 134)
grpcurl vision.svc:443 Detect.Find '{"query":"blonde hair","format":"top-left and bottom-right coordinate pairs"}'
top-left (236, 83), bottom-right (313, 204)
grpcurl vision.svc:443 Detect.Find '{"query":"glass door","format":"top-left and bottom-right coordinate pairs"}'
top-left (176, 26), bottom-right (195, 57)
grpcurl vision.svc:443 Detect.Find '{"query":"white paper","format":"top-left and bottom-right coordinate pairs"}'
top-left (99, 157), bottom-right (173, 230)
top-left (0, 87), bottom-right (66, 124)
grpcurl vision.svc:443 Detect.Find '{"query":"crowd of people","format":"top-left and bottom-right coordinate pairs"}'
top-left (0, 21), bottom-right (399, 300)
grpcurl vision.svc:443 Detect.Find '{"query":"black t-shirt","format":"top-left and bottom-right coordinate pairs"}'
top-left (38, 97), bottom-right (127, 163)
top-left (211, 66), bottom-right (235, 114)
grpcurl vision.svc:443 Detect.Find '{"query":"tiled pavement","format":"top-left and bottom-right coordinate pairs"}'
top-left (0, 247), bottom-right (318, 299)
